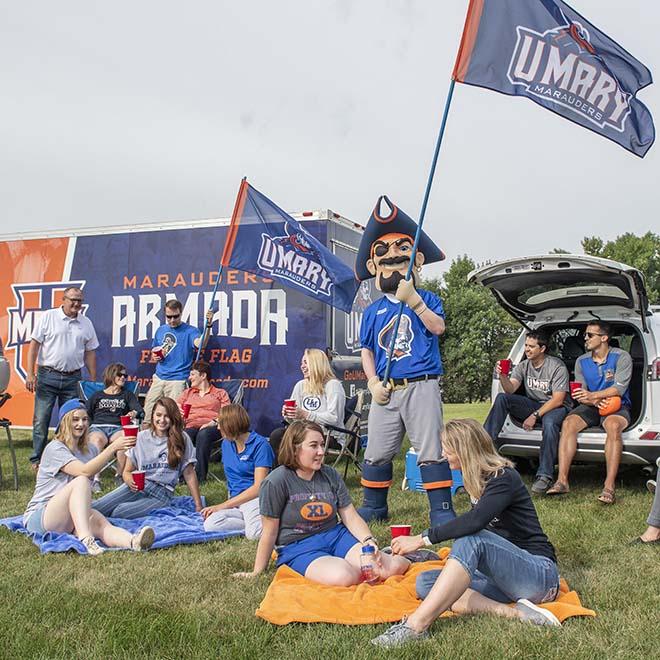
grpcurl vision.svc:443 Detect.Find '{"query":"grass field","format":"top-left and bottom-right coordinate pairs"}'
top-left (0, 402), bottom-right (658, 659)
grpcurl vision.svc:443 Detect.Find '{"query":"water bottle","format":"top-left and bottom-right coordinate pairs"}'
top-left (360, 544), bottom-right (379, 584)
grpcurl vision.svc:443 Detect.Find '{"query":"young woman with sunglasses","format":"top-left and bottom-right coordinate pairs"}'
top-left (87, 362), bottom-right (143, 490)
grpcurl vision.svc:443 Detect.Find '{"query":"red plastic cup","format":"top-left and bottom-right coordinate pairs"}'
top-left (123, 424), bottom-right (139, 438)
top-left (569, 381), bottom-right (582, 396)
top-left (132, 470), bottom-right (146, 491)
top-left (498, 359), bottom-right (512, 376)
top-left (390, 524), bottom-right (412, 539)
top-left (119, 415), bottom-right (131, 427)
top-left (152, 347), bottom-right (164, 359)
top-left (284, 399), bottom-right (297, 410)
top-left (182, 403), bottom-right (192, 419)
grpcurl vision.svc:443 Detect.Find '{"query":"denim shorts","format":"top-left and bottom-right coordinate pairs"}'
top-left (276, 524), bottom-right (360, 576)
top-left (24, 505), bottom-right (47, 535)
top-left (89, 424), bottom-right (123, 440)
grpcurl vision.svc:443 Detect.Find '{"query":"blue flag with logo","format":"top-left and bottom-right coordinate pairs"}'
top-left (221, 181), bottom-right (360, 313)
top-left (453, 0), bottom-right (655, 157)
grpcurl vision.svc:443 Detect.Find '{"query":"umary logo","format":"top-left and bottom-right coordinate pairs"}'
top-left (7, 281), bottom-right (86, 380)
top-left (257, 222), bottom-right (333, 298)
top-left (344, 281), bottom-right (373, 353)
top-left (508, 20), bottom-right (632, 132)
top-left (377, 315), bottom-right (414, 361)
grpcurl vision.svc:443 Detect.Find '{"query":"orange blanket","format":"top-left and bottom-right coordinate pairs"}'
top-left (256, 547), bottom-right (596, 625)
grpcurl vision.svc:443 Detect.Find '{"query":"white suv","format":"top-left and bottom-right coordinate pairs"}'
top-left (469, 254), bottom-right (660, 467)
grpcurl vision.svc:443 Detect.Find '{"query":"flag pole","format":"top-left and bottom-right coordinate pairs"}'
top-left (194, 177), bottom-right (247, 362)
top-left (381, 79), bottom-right (456, 384)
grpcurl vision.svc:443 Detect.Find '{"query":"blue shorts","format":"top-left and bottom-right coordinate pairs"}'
top-left (89, 424), bottom-right (123, 440)
top-left (24, 505), bottom-right (47, 535)
top-left (276, 524), bottom-right (360, 576)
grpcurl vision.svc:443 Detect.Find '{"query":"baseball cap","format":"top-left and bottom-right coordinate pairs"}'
top-left (58, 399), bottom-right (87, 426)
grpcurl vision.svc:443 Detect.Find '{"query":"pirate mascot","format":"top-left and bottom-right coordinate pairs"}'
top-left (356, 196), bottom-right (455, 526)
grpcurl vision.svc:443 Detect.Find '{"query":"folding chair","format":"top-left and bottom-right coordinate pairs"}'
top-left (0, 393), bottom-right (19, 490)
top-left (207, 378), bottom-right (245, 483)
top-left (323, 389), bottom-right (365, 479)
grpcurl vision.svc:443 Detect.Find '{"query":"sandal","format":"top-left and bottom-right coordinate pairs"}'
top-left (597, 487), bottom-right (616, 505)
top-left (545, 481), bottom-right (569, 496)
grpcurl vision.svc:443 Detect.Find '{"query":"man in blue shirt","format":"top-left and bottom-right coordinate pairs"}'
top-left (547, 321), bottom-right (633, 504)
top-left (143, 299), bottom-right (206, 421)
top-left (355, 196), bottom-right (454, 526)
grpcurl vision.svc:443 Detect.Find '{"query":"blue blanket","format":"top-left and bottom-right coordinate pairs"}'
top-left (0, 497), bottom-right (242, 554)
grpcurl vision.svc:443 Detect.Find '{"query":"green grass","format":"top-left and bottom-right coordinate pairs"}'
top-left (0, 403), bottom-right (658, 659)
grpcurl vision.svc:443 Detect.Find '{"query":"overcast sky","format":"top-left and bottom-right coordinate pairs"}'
top-left (1, 0), bottom-right (658, 279)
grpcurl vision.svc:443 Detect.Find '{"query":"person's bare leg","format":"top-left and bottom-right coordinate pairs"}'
top-left (89, 510), bottom-right (133, 548)
top-left (115, 448), bottom-right (127, 476)
top-left (304, 556), bottom-right (362, 586)
top-left (42, 476), bottom-right (94, 539)
top-left (404, 557), bottom-right (472, 632)
top-left (88, 431), bottom-right (108, 482)
top-left (602, 417), bottom-right (625, 493)
top-left (450, 588), bottom-right (519, 619)
top-left (555, 416), bottom-right (587, 486)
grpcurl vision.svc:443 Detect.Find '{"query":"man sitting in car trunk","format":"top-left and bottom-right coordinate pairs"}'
top-left (547, 321), bottom-right (633, 505)
top-left (484, 331), bottom-right (570, 494)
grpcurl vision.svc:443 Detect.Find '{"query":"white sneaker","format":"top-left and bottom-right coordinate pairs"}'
top-left (81, 536), bottom-right (104, 556)
top-left (515, 599), bottom-right (561, 627)
top-left (131, 526), bottom-right (155, 551)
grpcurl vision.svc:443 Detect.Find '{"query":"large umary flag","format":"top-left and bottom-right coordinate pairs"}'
top-left (453, 0), bottom-right (655, 157)
top-left (221, 180), bottom-right (360, 313)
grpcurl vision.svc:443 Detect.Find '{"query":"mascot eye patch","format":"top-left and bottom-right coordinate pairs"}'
top-left (372, 238), bottom-right (414, 259)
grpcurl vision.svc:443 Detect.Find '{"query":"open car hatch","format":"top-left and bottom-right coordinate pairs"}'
top-left (468, 254), bottom-right (650, 330)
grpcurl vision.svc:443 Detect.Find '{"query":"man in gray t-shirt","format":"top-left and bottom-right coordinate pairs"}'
top-left (484, 331), bottom-right (570, 494)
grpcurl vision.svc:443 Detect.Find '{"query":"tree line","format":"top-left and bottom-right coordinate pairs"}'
top-left (425, 232), bottom-right (659, 404)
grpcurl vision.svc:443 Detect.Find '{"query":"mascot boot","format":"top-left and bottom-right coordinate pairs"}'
top-left (358, 462), bottom-right (393, 522)
top-left (420, 462), bottom-right (456, 527)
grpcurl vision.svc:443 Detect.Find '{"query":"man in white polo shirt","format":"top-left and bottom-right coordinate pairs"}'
top-left (26, 287), bottom-right (99, 467)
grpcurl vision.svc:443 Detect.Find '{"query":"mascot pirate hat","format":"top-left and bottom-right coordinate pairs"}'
top-left (355, 195), bottom-right (445, 281)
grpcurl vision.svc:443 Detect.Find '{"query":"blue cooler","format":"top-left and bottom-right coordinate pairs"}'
top-left (403, 448), bottom-right (464, 495)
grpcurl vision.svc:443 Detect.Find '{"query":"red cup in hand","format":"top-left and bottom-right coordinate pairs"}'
top-left (152, 347), bottom-right (164, 360)
top-left (132, 470), bottom-right (146, 491)
top-left (390, 524), bottom-right (412, 539)
top-left (283, 399), bottom-right (297, 417)
top-left (119, 415), bottom-right (131, 427)
top-left (182, 403), bottom-right (192, 420)
top-left (123, 425), bottom-right (139, 438)
top-left (498, 359), bottom-right (512, 376)
top-left (569, 381), bottom-right (582, 397)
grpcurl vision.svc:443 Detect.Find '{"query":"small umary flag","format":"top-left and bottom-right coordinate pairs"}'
top-left (453, 0), bottom-right (655, 157)
top-left (221, 180), bottom-right (360, 313)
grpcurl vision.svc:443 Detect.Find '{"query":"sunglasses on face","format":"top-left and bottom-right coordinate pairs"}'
top-left (584, 332), bottom-right (605, 339)
top-left (117, 372), bottom-right (128, 378)
top-left (166, 314), bottom-right (181, 320)
top-left (65, 297), bottom-right (83, 304)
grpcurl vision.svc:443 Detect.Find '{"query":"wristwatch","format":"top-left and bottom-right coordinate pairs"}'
top-left (421, 530), bottom-right (433, 547)
top-left (533, 410), bottom-right (541, 419)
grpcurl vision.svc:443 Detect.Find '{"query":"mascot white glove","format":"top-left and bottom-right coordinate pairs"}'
top-left (395, 278), bottom-right (426, 315)
top-left (368, 375), bottom-right (392, 406)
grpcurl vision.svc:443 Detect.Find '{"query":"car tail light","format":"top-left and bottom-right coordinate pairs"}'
top-left (639, 431), bottom-right (660, 440)
top-left (652, 358), bottom-right (660, 381)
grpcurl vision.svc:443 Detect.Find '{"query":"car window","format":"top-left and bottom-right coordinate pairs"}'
top-left (521, 282), bottom-right (629, 306)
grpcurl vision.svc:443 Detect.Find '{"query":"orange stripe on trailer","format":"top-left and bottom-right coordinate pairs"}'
top-left (452, 0), bottom-right (485, 83)
top-left (220, 178), bottom-right (249, 267)
top-left (422, 480), bottom-right (453, 490)
top-left (360, 478), bottom-right (393, 489)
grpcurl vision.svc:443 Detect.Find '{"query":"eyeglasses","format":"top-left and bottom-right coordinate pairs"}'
top-left (117, 372), bottom-right (128, 378)
top-left (65, 297), bottom-right (83, 304)
top-left (166, 314), bottom-right (181, 320)
top-left (584, 332), bottom-right (605, 339)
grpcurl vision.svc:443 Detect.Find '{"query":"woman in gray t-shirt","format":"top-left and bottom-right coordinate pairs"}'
top-left (92, 397), bottom-right (203, 519)
top-left (23, 399), bottom-right (155, 555)
top-left (234, 420), bottom-right (410, 585)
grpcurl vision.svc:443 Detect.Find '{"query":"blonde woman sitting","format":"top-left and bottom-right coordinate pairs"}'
top-left (269, 348), bottom-right (345, 460)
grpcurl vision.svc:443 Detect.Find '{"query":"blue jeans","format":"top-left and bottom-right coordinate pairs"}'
top-left (92, 481), bottom-right (172, 519)
top-left (30, 366), bottom-right (81, 464)
top-left (416, 530), bottom-right (559, 604)
top-left (484, 393), bottom-right (567, 478)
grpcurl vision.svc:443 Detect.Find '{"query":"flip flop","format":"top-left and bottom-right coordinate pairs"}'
top-left (545, 481), bottom-right (569, 496)
top-left (597, 487), bottom-right (616, 504)
top-left (630, 537), bottom-right (660, 545)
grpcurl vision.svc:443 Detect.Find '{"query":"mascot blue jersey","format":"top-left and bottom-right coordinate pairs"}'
top-left (360, 290), bottom-right (444, 380)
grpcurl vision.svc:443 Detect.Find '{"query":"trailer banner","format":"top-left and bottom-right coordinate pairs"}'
top-left (1, 223), bottom-right (343, 434)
